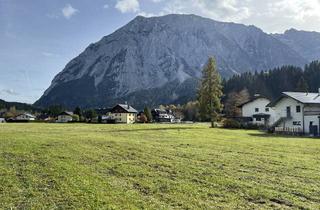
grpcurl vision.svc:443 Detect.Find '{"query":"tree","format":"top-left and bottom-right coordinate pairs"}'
top-left (144, 107), bottom-right (153, 123)
top-left (183, 101), bottom-right (200, 121)
top-left (224, 88), bottom-right (250, 117)
top-left (296, 76), bottom-right (309, 92)
top-left (84, 109), bottom-right (97, 122)
top-left (72, 114), bottom-right (80, 122)
top-left (47, 105), bottom-right (64, 117)
top-left (73, 106), bottom-right (82, 117)
top-left (98, 115), bottom-right (102, 123)
top-left (198, 57), bottom-right (223, 127)
top-left (139, 114), bottom-right (148, 123)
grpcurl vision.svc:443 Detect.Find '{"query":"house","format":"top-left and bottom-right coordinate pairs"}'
top-left (238, 94), bottom-right (275, 126)
top-left (14, 113), bottom-right (36, 121)
top-left (110, 104), bottom-right (137, 124)
top-left (267, 91), bottom-right (320, 136)
top-left (151, 109), bottom-right (176, 123)
top-left (57, 111), bottom-right (74, 123)
top-left (0, 118), bottom-right (5, 123)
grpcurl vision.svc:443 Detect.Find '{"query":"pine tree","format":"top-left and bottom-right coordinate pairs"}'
top-left (296, 77), bottom-right (309, 92)
top-left (198, 57), bottom-right (223, 128)
top-left (74, 106), bottom-right (82, 117)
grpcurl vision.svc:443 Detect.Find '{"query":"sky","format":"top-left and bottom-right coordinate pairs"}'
top-left (1, 0), bottom-right (320, 104)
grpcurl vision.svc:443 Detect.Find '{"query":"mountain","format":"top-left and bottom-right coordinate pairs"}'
top-left (0, 99), bottom-right (39, 111)
top-left (273, 29), bottom-right (320, 62)
top-left (35, 14), bottom-right (310, 109)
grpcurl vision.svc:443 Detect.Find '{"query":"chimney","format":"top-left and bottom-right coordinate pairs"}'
top-left (124, 101), bottom-right (129, 109)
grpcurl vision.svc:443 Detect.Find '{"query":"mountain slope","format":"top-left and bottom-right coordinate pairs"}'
top-left (35, 14), bottom-right (308, 109)
top-left (273, 29), bottom-right (320, 62)
top-left (0, 99), bottom-right (39, 111)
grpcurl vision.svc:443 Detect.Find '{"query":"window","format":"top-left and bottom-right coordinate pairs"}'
top-left (296, 106), bottom-right (301, 113)
top-left (255, 108), bottom-right (259, 112)
top-left (255, 117), bottom-right (261, 121)
top-left (265, 108), bottom-right (269, 112)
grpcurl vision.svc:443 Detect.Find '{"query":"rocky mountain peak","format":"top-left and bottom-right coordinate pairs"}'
top-left (35, 14), bottom-right (314, 109)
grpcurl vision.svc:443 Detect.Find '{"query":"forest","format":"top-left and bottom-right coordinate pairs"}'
top-left (223, 60), bottom-right (320, 100)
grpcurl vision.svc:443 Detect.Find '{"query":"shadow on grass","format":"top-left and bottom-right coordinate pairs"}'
top-left (110, 127), bottom-right (202, 133)
top-left (248, 133), bottom-right (315, 139)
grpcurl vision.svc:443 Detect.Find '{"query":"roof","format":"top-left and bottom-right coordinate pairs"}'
top-left (268, 92), bottom-right (320, 107)
top-left (59, 111), bottom-right (74, 116)
top-left (238, 95), bottom-right (270, 108)
top-left (112, 104), bottom-right (138, 113)
top-left (17, 113), bottom-right (35, 118)
top-left (95, 108), bottom-right (112, 115)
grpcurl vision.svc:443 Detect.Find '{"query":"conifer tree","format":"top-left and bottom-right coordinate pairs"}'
top-left (198, 57), bottom-right (223, 127)
top-left (296, 76), bottom-right (309, 92)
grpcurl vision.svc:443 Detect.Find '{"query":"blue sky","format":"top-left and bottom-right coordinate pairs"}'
top-left (1, 0), bottom-right (320, 104)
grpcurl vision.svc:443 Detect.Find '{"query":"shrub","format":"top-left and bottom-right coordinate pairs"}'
top-left (72, 114), bottom-right (80, 122)
top-left (241, 123), bottom-right (261, 130)
top-left (223, 119), bottom-right (241, 129)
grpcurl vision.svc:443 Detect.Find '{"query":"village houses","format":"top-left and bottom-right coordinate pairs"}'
top-left (14, 113), bottom-right (36, 121)
top-left (239, 90), bottom-right (320, 136)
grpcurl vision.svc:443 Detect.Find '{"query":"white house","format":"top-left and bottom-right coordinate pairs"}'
top-left (239, 95), bottom-right (275, 126)
top-left (267, 91), bottom-right (320, 136)
top-left (57, 111), bottom-right (74, 123)
top-left (0, 118), bottom-right (5, 123)
top-left (15, 113), bottom-right (36, 121)
top-left (110, 104), bottom-right (138, 124)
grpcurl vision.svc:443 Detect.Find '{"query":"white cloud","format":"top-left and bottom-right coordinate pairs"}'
top-left (62, 4), bottom-right (79, 19)
top-left (267, 0), bottom-right (320, 22)
top-left (42, 52), bottom-right (60, 58)
top-left (135, 0), bottom-right (320, 33)
top-left (160, 0), bottom-right (251, 22)
top-left (103, 4), bottom-right (109, 9)
top-left (115, 0), bottom-right (140, 13)
top-left (0, 89), bottom-right (19, 96)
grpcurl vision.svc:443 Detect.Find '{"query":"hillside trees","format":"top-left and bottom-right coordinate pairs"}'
top-left (223, 61), bottom-right (320, 115)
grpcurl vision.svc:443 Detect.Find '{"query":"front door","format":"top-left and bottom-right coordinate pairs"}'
top-left (286, 106), bottom-right (291, 118)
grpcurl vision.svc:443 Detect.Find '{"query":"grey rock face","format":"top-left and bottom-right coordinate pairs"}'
top-left (35, 14), bottom-right (309, 109)
top-left (273, 28), bottom-right (320, 62)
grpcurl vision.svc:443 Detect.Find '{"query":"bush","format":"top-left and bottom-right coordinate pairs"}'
top-left (72, 114), bottom-right (80, 122)
top-left (241, 123), bottom-right (260, 130)
top-left (223, 119), bottom-right (241, 129)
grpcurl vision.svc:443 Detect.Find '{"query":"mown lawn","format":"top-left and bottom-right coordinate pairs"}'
top-left (0, 123), bottom-right (320, 209)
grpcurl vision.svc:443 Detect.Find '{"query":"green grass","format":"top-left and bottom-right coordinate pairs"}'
top-left (0, 123), bottom-right (320, 209)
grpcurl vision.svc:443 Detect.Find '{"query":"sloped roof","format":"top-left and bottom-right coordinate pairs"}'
top-left (59, 111), bottom-right (74, 116)
top-left (17, 113), bottom-right (36, 118)
top-left (113, 104), bottom-right (138, 113)
top-left (238, 95), bottom-right (270, 108)
top-left (268, 92), bottom-right (320, 107)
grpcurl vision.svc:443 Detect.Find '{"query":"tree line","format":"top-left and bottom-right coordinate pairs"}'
top-left (224, 61), bottom-right (320, 101)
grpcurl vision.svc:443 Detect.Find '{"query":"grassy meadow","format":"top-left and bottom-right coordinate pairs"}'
top-left (0, 123), bottom-right (320, 209)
